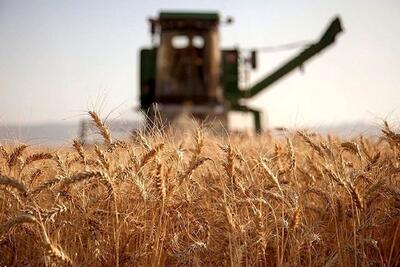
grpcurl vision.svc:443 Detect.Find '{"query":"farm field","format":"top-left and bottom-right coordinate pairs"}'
top-left (0, 112), bottom-right (399, 266)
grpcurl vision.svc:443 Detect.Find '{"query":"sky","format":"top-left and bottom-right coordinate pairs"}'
top-left (0, 0), bottom-right (399, 129)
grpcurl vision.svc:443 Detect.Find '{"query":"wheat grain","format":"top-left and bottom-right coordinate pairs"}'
top-left (88, 111), bottom-right (112, 146)
top-left (72, 139), bottom-right (86, 162)
top-left (346, 182), bottom-right (364, 210)
top-left (30, 176), bottom-right (63, 196)
top-left (8, 144), bottom-right (28, 169)
top-left (177, 157), bottom-right (210, 185)
top-left (0, 143), bottom-right (8, 160)
top-left (0, 213), bottom-right (37, 235)
top-left (24, 152), bottom-right (53, 166)
top-left (139, 143), bottom-right (164, 168)
top-left (95, 144), bottom-right (110, 170)
top-left (297, 131), bottom-right (324, 157)
top-left (0, 117), bottom-right (399, 266)
top-left (154, 159), bottom-right (166, 202)
top-left (260, 158), bottom-right (283, 194)
top-left (0, 175), bottom-right (27, 195)
top-left (290, 205), bottom-right (301, 230)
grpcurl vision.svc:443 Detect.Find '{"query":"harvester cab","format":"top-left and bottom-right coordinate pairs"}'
top-left (141, 12), bottom-right (225, 128)
top-left (140, 11), bottom-right (343, 132)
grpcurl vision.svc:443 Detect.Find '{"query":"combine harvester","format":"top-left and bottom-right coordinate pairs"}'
top-left (81, 10), bottom-right (343, 139)
top-left (139, 11), bottom-right (343, 132)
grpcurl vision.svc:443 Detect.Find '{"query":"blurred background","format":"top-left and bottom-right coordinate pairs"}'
top-left (0, 0), bottom-right (399, 143)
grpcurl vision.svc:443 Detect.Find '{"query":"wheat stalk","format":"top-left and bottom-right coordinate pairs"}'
top-left (30, 176), bottom-right (63, 196)
top-left (177, 157), bottom-right (210, 185)
top-left (72, 139), bottom-right (86, 163)
top-left (346, 182), bottom-right (364, 211)
top-left (260, 158), bottom-right (283, 194)
top-left (290, 205), bottom-right (301, 230)
top-left (341, 141), bottom-right (361, 159)
top-left (24, 152), bottom-right (53, 166)
top-left (0, 143), bottom-right (8, 160)
top-left (0, 175), bottom-right (28, 196)
top-left (95, 144), bottom-right (110, 170)
top-left (297, 131), bottom-right (324, 157)
top-left (60, 170), bottom-right (105, 189)
top-left (0, 212), bottom-right (37, 235)
top-left (0, 119), bottom-right (399, 266)
top-left (44, 242), bottom-right (73, 266)
top-left (55, 153), bottom-right (68, 178)
top-left (8, 144), bottom-right (28, 169)
top-left (286, 137), bottom-right (296, 172)
top-left (220, 144), bottom-right (235, 182)
top-left (88, 111), bottom-right (112, 146)
top-left (382, 121), bottom-right (400, 148)
top-left (138, 143), bottom-right (164, 169)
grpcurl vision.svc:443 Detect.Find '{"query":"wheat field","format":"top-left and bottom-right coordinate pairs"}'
top-left (0, 112), bottom-right (399, 266)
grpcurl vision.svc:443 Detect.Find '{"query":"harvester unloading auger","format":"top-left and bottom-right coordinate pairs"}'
top-left (140, 11), bottom-right (343, 132)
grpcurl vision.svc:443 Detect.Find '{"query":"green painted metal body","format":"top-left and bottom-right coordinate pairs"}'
top-left (140, 48), bottom-right (157, 110)
top-left (140, 11), bottom-right (343, 132)
top-left (221, 50), bottom-right (239, 104)
top-left (239, 17), bottom-right (342, 100)
top-left (159, 11), bottom-right (219, 21)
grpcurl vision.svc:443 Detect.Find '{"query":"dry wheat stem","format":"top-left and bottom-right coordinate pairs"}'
top-left (0, 118), bottom-right (399, 266)
top-left (0, 175), bottom-right (27, 195)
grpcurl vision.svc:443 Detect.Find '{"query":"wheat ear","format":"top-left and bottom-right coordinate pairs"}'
top-left (72, 139), bottom-right (86, 162)
top-left (0, 175), bottom-right (28, 195)
top-left (177, 157), bottom-right (210, 185)
top-left (0, 143), bottom-right (8, 160)
top-left (0, 213), bottom-right (37, 235)
top-left (8, 144), bottom-right (28, 169)
top-left (88, 111), bottom-right (112, 146)
top-left (24, 152), bottom-right (53, 166)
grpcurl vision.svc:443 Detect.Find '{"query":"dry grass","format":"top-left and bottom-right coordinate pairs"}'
top-left (0, 112), bottom-right (399, 266)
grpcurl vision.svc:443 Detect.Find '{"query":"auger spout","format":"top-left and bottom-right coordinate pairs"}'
top-left (240, 16), bottom-right (343, 99)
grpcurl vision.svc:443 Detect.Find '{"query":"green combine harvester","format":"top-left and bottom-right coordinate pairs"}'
top-left (140, 11), bottom-right (343, 132)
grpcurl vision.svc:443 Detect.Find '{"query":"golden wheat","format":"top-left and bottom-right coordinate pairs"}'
top-left (0, 116), bottom-right (399, 266)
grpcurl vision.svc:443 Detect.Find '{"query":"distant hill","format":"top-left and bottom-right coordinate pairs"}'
top-left (270, 122), bottom-right (382, 139)
top-left (0, 120), bottom-right (142, 145)
top-left (0, 120), bottom-right (382, 145)
top-left (298, 122), bottom-right (382, 137)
